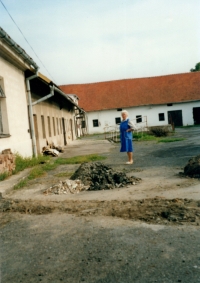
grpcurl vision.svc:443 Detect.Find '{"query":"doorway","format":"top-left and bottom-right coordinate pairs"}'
top-left (62, 118), bottom-right (67, 145)
top-left (168, 110), bottom-right (183, 127)
top-left (193, 107), bottom-right (200, 125)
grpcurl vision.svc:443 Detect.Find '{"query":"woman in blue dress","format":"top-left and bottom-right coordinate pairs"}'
top-left (120, 110), bottom-right (135, 164)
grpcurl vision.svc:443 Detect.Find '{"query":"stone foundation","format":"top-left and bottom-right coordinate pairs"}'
top-left (0, 149), bottom-right (16, 175)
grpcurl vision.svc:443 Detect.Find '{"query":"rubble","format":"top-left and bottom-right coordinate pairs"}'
top-left (0, 148), bottom-right (15, 174)
top-left (70, 162), bottom-right (141, 191)
top-left (42, 142), bottom-right (64, 156)
top-left (43, 179), bottom-right (89, 195)
top-left (184, 155), bottom-right (200, 178)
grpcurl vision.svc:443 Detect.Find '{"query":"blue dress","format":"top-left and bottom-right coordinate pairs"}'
top-left (120, 119), bottom-right (133, 152)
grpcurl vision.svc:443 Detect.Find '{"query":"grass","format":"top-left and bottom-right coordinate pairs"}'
top-left (55, 154), bottom-right (106, 165)
top-left (133, 132), bottom-right (157, 141)
top-left (0, 153), bottom-right (106, 190)
top-left (158, 138), bottom-right (185, 143)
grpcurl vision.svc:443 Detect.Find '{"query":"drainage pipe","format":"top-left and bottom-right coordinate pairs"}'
top-left (26, 72), bottom-right (39, 157)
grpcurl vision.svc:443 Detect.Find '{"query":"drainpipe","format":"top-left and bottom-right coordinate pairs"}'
top-left (26, 72), bottom-right (39, 157)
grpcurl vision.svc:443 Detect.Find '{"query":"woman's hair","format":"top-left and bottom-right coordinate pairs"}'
top-left (121, 110), bottom-right (129, 115)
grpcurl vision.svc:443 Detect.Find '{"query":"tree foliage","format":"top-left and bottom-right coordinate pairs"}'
top-left (190, 62), bottom-right (200, 72)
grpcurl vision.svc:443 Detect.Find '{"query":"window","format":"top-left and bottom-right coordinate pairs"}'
top-left (167, 103), bottom-right (173, 106)
top-left (41, 115), bottom-right (46, 138)
top-left (52, 117), bottom-right (56, 136)
top-left (56, 118), bottom-right (59, 134)
top-left (0, 78), bottom-right (9, 136)
top-left (81, 120), bottom-right (86, 128)
top-left (136, 115), bottom-right (142, 123)
top-left (47, 116), bottom-right (51, 137)
top-left (60, 118), bottom-right (62, 134)
top-left (93, 119), bottom-right (99, 127)
top-left (115, 117), bottom-right (121, 124)
top-left (117, 108), bottom-right (122, 111)
top-left (159, 113), bottom-right (165, 121)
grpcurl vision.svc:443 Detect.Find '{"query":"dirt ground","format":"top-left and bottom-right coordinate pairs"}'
top-left (1, 127), bottom-right (200, 282)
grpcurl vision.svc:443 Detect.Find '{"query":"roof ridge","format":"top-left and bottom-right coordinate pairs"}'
top-left (60, 72), bottom-right (198, 86)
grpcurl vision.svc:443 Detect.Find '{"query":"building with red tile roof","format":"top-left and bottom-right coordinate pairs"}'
top-left (60, 72), bottom-right (200, 134)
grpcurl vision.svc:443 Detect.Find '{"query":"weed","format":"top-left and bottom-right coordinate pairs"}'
top-left (0, 171), bottom-right (9, 181)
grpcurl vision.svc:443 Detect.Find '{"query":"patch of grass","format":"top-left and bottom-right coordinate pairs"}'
top-left (13, 154), bottom-right (50, 174)
top-left (27, 166), bottom-right (46, 180)
top-left (158, 138), bottom-right (185, 143)
top-left (14, 178), bottom-right (28, 190)
top-left (55, 154), bottom-right (106, 165)
top-left (54, 172), bottom-right (74, 178)
top-left (133, 132), bottom-right (157, 141)
top-left (0, 172), bottom-right (9, 181)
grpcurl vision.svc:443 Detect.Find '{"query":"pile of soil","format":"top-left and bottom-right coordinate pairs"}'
top-left (70, 162), bottom-right (141, 191)
top-left (184, 155), bottom-right (200, 178)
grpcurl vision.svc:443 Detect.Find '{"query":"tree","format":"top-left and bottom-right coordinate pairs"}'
top-left (190, 62), bottom-right (200, 72)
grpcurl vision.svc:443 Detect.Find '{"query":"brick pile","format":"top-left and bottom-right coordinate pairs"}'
top-left (0, 149), bottom-right (15, 174)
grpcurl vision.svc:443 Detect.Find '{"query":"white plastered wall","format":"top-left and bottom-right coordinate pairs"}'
top-left (86, 101), bottom-right (200, 134)
top-left (0, 56), bottom-right (32, 156)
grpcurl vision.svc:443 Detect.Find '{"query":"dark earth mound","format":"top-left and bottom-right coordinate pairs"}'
top-left (70, 162), bottom-right (141, 190)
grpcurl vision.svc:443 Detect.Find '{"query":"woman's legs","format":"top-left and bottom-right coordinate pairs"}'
top-left (127, 152), bottom-right (133, 163)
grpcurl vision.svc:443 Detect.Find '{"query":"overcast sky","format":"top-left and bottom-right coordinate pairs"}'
top-left (0, 0), bottom-right (200, 85)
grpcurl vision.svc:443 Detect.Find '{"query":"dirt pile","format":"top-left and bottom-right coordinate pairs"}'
top-left (184, 155), bottom-right (200, 178)
top-left (70, 162), bottom-right (141, 191)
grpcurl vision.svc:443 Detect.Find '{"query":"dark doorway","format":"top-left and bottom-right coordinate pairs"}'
top-left (62, 118), bottom-right (67, 145)
top-left (193, 107), bottom-right (200, 125)
top-left (168, 110), bottom-right (183, 127)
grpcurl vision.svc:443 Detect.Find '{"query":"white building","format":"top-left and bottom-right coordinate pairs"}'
top-left (0, 27), bottom-right (86, 157)
top-left (60, 72), bottom-right (200, 134)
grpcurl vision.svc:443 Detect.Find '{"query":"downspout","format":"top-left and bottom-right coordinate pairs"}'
top-left (26, 72), bottom-right (39, 157)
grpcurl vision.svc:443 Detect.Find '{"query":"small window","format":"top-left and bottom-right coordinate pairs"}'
top-left (52, 117), bottom-right (56, 136)
top-left (41, 115), bottom-right (46, 139)
top-left (82, 120), bottom-right (86, 128)
top-left (115, 117), bottom-right (121, 124)
top-left (117, 108), bottom-right (122, 111)
top-left (93, 119), bottom-right (99, 127)
top-left (167, 103), bottom-right (173, 106)
top-left (159, 113), bottom-right (165, 121)
top-left (47, 116), bottom-right (51, 137)
top-left (136, 115), bottom-right (142, 123)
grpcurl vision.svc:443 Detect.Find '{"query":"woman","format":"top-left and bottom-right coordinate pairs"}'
top-left (120, 110), bottom-right (135, 164)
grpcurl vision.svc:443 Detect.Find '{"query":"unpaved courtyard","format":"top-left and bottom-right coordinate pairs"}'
top-left (0, 127), bottom-right (200, 282)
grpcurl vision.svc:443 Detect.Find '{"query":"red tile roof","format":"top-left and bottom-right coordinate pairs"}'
top-left (60, 72), bottom-right (200, 112)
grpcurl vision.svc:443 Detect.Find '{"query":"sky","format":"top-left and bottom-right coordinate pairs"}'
top-left (0, 0), bottom-right (200, 85)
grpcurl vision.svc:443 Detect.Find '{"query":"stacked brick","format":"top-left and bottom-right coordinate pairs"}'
top-left (0, 149), bottom-right (16, 174)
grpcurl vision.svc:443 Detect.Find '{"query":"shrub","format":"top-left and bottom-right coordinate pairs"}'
top-left (150, 127), bottom-right (169, 137)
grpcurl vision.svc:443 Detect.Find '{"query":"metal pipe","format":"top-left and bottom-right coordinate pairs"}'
top-left (26, 72), bottom-right (39, 157)
top-left (32, 86), bottom-right (54, 106)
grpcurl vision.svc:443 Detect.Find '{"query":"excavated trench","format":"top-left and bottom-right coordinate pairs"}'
top-left (1, 197), bottom-right (200, 226)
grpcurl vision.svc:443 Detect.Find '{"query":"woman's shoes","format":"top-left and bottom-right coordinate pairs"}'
top-left (125, 161), bottom-right (133, 164)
